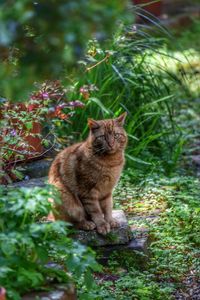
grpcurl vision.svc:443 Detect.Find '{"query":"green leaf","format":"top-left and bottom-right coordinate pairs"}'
top-left (125, 154), bottom-right (152, 165)
top-left (88, 97), bottom-right (111, 114)
top-left (1, 240), bottom-right (16, 256)
top-left (25, 121), bottom-right (33, 130)
top-left (84, 270), bottom-right (94, 290)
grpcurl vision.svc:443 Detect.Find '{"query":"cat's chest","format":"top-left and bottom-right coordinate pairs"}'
top-left (76, 155), bottom-right (123, 190)
top-left (97, 164), bottom-right (122, 189)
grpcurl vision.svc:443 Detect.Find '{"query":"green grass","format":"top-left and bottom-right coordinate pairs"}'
top-left (56, 25), bottom-right (184, 175)
top-left (89, 172), bottom-right (200, 300)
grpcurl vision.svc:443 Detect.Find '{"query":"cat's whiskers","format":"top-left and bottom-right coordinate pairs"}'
top-left (94, 147), bottom-right (106, 155)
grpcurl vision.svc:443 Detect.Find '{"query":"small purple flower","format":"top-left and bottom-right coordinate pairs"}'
top-left (10, 129), bottom-right (17, 136)
top-left (48, 107), bottom-right (56, 113)
top-left (58, 101), bottom-right (85, 109)
top-left (42, 92), bottom-right (49, 99)
top-left (67, 101), bottom-right (85, 108)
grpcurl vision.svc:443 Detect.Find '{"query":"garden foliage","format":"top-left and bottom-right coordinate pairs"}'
top-left (1, 3), bottom-right (199, 300)
top-left (91, 173), bottom-right (200, 300)
top-left (0, 0), bottom-right (130, 100)
top-left (61, 26), bottom-right (184, 173)
top-left (0, 185), bottom-right (100, 299)
top-left (0, 81), bottom-right (85, 183)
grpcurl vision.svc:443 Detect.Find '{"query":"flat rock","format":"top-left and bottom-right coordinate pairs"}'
top-left (8, 176), bottom-right (48, 188)
top-left (127, 237), bottom-right (149, 254)
top-left (19, 158), bottom-right (53, 179)
top-left (73, 210), bottom-right (131, 247)
top-left (97, 235), bottom-right (150, 268)
top-left (22, 284), bottom-right (77, 300)
top-left (97, 221), bottom-right (150, 267)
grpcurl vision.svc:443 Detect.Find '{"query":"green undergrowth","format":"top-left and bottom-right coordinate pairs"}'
top-left (0, 185), bottom-right (100, 300)
top-left (58, 24), bottom-right (184, 175)
top-left (90, 171), bottom-right (200, 300)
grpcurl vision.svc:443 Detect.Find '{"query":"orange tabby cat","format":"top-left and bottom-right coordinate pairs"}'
top-left (48, 112), bottom-right (127, 235)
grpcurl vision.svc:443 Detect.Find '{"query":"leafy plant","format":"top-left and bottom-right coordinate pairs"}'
top-left (58, 24), bottom-right (183, 174)
top-left (0, 185), bottom-right (100, 300)
top-left (0, 80), bottom-right (86, 183)
top-left (0, 0), bottom-right (131, 100)
top-left (0, 101), bottom-right (45, 183)
top-left (93, 172), bottom-right (200, 299)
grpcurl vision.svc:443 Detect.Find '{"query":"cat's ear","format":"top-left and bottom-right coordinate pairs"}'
top-left (115, 112), bottom-right (127, 126)
top-left (88, 118), bottom-right (100, 130)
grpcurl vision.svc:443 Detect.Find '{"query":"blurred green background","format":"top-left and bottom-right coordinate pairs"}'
top-left (0, 0), bottom-right (131, 101)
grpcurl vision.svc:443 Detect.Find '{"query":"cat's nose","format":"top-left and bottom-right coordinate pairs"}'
top-left (107, 137), bottom-right (115, 148)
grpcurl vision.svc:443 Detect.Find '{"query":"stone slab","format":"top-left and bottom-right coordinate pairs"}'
top-left (73, 210), bottom-right (131, 247)
top-left (95, 215), bottom-right (151, 267)
top-left (22, 284), bottom-right (77, 300)
top-left (127, 237), bottom-right (149, 254)
top-left (19, 158), bottom-right (53, 179)
top-left (97, 235), bottom-right (150, 268)
top-left (8, 177), bottom-right (48, 188)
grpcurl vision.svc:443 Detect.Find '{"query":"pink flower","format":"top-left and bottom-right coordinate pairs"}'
top-left (66, 101), bottom-right (85, 108)
top-left (42, 92), bottom-right (49, 99)
top-left (58, 101), bottom-right (85, 109)
top-left (10, 129), bottom-right (17, 136)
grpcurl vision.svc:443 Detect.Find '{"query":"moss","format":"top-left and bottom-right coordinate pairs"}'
top-left (104, 232), bottom-right (118, 243)
top-left (109, 249), bottom-right (148, 270)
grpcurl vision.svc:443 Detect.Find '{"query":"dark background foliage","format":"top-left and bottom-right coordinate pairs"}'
top-left (0, 0), bottom-right (130, 100)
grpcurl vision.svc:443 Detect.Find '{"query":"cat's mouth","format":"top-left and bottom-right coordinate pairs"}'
top-left (107, 148), bottom-right (117, 154)
top-left (104, 147), bottom-right (119, 155)
top-left (94, 147), bottom-right (117, 155)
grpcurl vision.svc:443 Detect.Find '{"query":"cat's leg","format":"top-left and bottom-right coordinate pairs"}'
top-left (82, 190), bottom-right (111, 235)
top-left (100, 193), bottom-right (120, 228)
top-left (53, 181), bottom-right (96, 230)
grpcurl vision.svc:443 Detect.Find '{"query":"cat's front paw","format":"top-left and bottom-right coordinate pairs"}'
top-left (108, 218), bottom-right (120, 228)
top-left (97, 221), bottom-right (111, 235)
top-left (79, 220), bottom-right (96, 231)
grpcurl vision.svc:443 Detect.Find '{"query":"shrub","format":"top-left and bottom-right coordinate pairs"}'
top-left (0, 80), bottom-right (85, 183)
top-left (0, 185), bottom-right (100, 299)
top-left (59, 25), bottom-right (184, 174)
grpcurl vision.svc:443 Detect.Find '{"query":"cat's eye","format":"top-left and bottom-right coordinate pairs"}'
top-left (114, 133), bottom-right (120, 139)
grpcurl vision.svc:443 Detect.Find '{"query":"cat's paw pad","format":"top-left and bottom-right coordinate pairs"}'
top-left (109, 218), bottom-right (120, 228)
top-left (97, 222), bottom-right (111, 235)
top-left (81, 220), bottom-right (96, 230)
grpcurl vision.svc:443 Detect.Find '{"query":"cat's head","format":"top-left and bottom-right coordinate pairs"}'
top-left (88, 112), bottom-right (127, 155)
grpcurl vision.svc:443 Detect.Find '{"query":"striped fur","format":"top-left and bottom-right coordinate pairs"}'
top-left (49, 113), bottom-right (127, 235)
